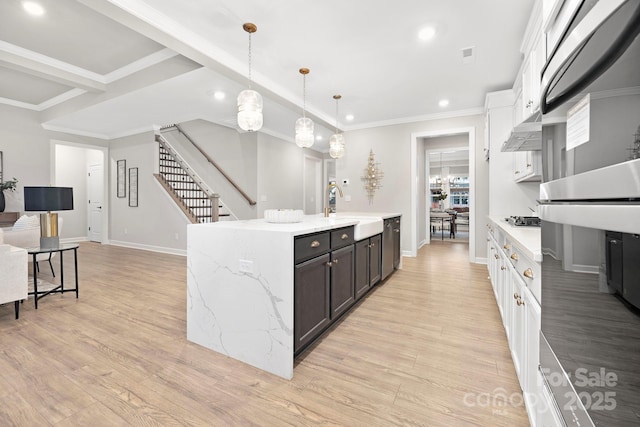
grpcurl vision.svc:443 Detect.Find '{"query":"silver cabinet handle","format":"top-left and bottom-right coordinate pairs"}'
top-left (310, 240), bottom-right (320, 248)
top-left (523, 268), bottom-right (533, 279)
top-left (326, 261), bottom-right (332, 267)
top-left (341, 233), bottom-right (349, 240)
top-left (333, 259), bottom-right (339, 264)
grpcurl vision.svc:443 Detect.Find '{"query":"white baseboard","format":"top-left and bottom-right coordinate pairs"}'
top-left (570, 264), bottom-right (599, 274)
top-left (418, 239), bottom-right (427, 250)
top-left (401, 250), bottom-right (413, 258)
top-left (61, 237), bottom-right (89, 243)
top-left (475, 257), bottom-right (488, 265)
top-left (109, 240), bottom-right (187, 257)
top-left (542, 246), bottom-right (558, 260)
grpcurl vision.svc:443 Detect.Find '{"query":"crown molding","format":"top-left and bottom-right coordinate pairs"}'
top-left (344, 107), bottom-right (485, 131)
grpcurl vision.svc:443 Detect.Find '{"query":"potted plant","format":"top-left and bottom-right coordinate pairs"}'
top-left (436, 190), bottom-right (448, 209)
top-left (0, 177), bottom-right (18, 213)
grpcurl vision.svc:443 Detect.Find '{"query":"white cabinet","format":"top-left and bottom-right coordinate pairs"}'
top-left (524, 285), bottom-right (542, 426)
top-left (486, 218), bottom-right (543, 426)
top-left (513, 150), bottom-right (542, 182)
top-left (508, 270), bottom-right (527, 389)
top-left (521, 33), bottom-right (546, 120)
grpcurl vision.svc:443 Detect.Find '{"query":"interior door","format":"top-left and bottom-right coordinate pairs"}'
top-left (88, 163), bottom-right (103, 242)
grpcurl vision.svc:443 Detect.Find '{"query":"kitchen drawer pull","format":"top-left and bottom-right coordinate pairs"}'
top-left (310, 240), bottom-right (321, 248)
top-left (517, 298), bottom-right (525, 306)
top-left (369, 243), bottom-right (375, 248)
top-left (500, 266), bottom-right (506, 271)
top-left (333, 259), bottom-right (339, 264)
top-left (341, 233), bottom-right (349, 240)
top-left (510, 253), bottom-right (519, 261)
top-left (523, 268), bottom-right (534, 279)
top-left (326, 261), bottom-right (333, 267)
top-left (503, 244), bottom-right (510, 250)
top-left (513, 293), bottom-right (519, 300)
top-left (494, 254), bottom-right (499, 259)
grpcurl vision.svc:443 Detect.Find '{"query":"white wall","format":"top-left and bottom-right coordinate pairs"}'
top-left (1, 102), bottom-right (490, 259)
top-left (0, 105), bottom-right (52, 212)
top-left (161, 120), bottom-right (259, 220)
top-left (336, 113), bottom-right (488, 260)
top-left (257, 133), bottom-right (323, 218)
top-left (109, 131), bottom-right (191, 254)
top-left (0, 104), bottom-right (108, 215)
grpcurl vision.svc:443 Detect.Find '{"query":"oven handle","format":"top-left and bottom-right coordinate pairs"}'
top-left (540, 0), bottom-right (640, 114)
top-left (539, 203), bottom-right (640, 235)
top-left (538, 365), bottom-right (568, 427)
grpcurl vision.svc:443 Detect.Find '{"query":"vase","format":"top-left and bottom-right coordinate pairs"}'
top-left (0, 191), bottom-right (5, 212)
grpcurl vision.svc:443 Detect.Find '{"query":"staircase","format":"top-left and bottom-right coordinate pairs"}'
top-left (155, 134), bottom-right (230, 223)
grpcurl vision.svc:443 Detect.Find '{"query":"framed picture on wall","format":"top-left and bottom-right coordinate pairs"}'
top-left (129, 167), bottom-right (138, 207)
top-left (117, 159), bottom-right (126, 198)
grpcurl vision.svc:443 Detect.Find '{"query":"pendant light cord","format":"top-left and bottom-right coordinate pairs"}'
top-left (247, 32), bottom-right (253, 89)
top-left (302, 73), bottom-right (307, 118)
top-left (335, 98), bottom-right (339, 134)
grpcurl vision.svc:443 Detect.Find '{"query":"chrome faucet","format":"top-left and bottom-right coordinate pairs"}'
top-left (324, 183), bottom-right (343, 217)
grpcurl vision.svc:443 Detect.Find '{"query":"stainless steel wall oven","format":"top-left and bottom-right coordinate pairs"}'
top-left (539, 0), bottom-right (640, 425)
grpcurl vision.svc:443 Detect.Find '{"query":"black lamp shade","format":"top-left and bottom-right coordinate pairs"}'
top-left (24, 187), bottom-right (74, 211)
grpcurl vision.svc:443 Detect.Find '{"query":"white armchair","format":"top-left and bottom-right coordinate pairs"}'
top-left (0, 215), bottom-right (64, 277)
top-left (0, 242), bottom-right (28, 319)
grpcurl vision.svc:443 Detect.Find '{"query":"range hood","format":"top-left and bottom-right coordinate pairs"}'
top-left (501, 111), bottom-right (541, 152)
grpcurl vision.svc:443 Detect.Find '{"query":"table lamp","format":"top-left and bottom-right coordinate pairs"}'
top-left (24, 186), bottom-right (74, 248)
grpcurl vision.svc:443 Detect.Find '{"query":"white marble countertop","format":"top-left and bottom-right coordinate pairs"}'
top-left (489, 215), bottom-right (541, 262)
top-left (192, 212), bottom-right (402, 237)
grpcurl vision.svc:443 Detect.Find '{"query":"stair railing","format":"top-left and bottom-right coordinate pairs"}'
top-left (155, 133), bottom-right (221, 222)
top-left (163, 124), bottom-right (257, 206)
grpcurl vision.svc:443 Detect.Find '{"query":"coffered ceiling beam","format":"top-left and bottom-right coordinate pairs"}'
top-left (0, 41), bottom-right (106, 93)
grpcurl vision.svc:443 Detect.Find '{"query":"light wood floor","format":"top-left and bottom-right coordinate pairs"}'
top-left (0, 240), bottom-right (529, 426)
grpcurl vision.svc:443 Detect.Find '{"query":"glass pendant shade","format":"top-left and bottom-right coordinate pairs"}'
top-left (295, 117), bottom-right (314, 148)
top-left (329, 133), bottom-right (345, 158)
top-left (237, 89), bottom-right (263, 132)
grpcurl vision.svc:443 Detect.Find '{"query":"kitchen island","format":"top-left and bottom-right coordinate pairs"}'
top-left (187, 212), bottom-right (401, 379)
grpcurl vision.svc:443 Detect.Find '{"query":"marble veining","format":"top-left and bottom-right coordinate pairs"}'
top-left (187, 211), bottom-right (401, 379)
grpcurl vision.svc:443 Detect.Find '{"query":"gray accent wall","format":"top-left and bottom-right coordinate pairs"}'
top-left (337, 114), bottom-right (489, 261)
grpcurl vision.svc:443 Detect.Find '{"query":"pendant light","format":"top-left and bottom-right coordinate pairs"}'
top-left (294, 68), bottom-right (314, 148)
top-left (237, 23), bottom-right (263, 132)
top-left (329, 94), bottom-right (345, 159)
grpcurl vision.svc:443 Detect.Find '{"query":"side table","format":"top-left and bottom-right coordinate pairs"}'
top-left (27, 243), bottom-right (79, 309)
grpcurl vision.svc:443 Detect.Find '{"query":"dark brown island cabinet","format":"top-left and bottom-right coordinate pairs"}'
top-left (355, 234), bottom-right (381, 300)
top-left (294, 216), bottom-right (401, 355)
top-left (382, 216), bottom-right (401, 280)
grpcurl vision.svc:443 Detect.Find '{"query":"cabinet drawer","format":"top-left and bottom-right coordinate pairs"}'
top-left (330, 226), bottom-right (354, 250)
top-left (295, 232), bottom-right (330, 264)
top-left (507, 244), bottom-right (541, 303)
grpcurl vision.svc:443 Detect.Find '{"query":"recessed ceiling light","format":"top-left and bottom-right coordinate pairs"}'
top-left (316, 135), bottom-right (323, 141)
top-left (418, 26), bottom-right (436, 41)
top-left (345, 114), bottom-right (354, 121)
top-left (213, 91), bottom-right (225, 100)
top-left (22, 1), bottom-right (45, 16)
top-left (438, 99), bottom-right (449, 107)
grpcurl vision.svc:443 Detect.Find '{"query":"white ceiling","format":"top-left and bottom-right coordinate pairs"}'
top-left (0, 0), bottom-right (535, 151)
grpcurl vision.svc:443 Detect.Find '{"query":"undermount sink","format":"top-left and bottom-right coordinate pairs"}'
top-left (336, 216), bottom-right (383, 240)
